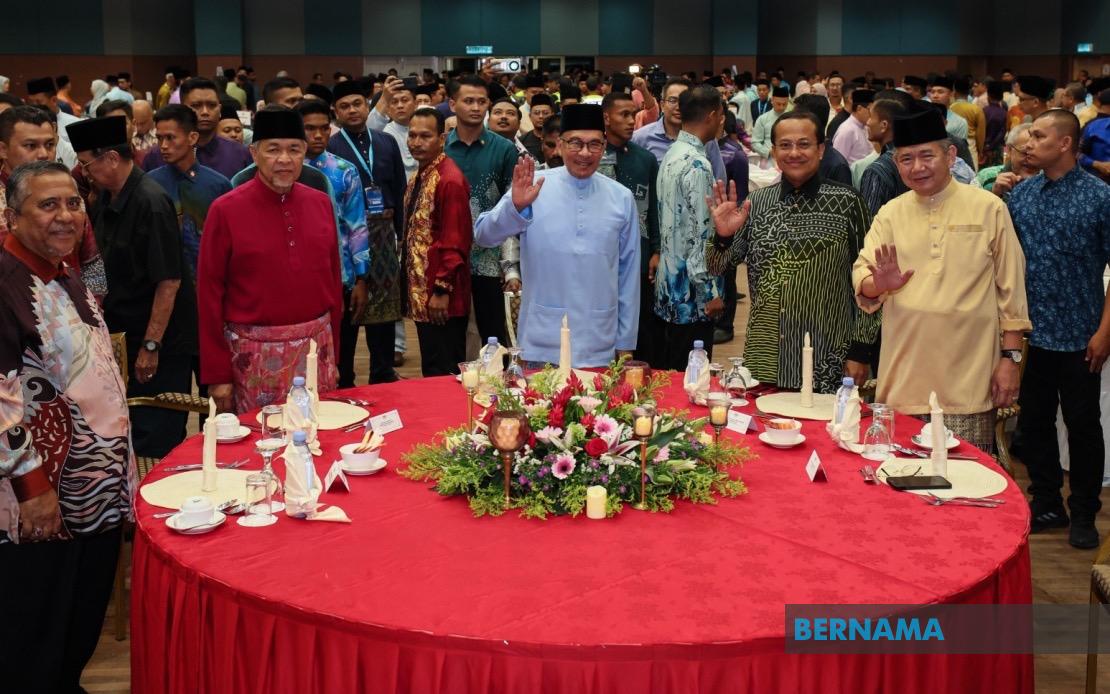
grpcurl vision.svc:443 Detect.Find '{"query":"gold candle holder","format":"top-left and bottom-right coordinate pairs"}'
top-left (489, 410), bottom-right (531, 507)
top-left (459, 361), bottom-right (480, 433)
top-left (707, 392), bottom-right (730, 445)
top-left (630, 402), bottom-right (656, 511)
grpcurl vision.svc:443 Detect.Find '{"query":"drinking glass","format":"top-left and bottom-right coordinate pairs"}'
top-left (871, 403), bottom-right (895, 441)
top-left (239, 472), bottom-right (278, 527)
top-left (725, 356), bottom-right (751, 406)
top-left (254, 435), bottom-right (286, 513)
top-left (861, 417), bottom-right (894, 462)
top-left (505, 347), bottom-right (525, 388)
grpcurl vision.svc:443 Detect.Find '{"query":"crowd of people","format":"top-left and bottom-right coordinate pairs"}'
top-left (1, 60), bottom-right (1109, 690)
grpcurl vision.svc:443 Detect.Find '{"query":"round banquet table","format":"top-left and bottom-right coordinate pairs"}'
top-left (131, 375), bottom-right (1033, 693)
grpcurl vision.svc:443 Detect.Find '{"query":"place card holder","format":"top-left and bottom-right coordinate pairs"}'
top-left (727, 410), bottom-right (758, 434)
top-left (323, 461), bottom-right (350, 492)
top-left (806, 450), bottom-right (827, 482)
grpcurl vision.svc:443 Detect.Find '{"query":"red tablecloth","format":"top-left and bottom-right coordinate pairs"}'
top-left (131, 375), bottom-right (1033, 693)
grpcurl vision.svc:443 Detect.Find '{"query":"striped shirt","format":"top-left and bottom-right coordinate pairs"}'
top-left (707, 175), bottom-right (880, 392)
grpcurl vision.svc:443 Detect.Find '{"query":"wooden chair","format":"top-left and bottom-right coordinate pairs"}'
top-left (1086, 534), bottom-right (1110, 692)
top-left (994, 337), bottom-right (1030, 475)
top-left (109, 332), bottom-right (208, 640)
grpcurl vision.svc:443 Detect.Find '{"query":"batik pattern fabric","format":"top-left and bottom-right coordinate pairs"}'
top-left (707, 176), bottom-right (880, 393)
top-left (225, 312), bottom-right (337, 414)
top-left (655, 131), bottom-right (722, 324)
top-left (1008, 166), bottom-right (1110, 352)
top-left (0, 243), bottom-right (134, 544)
top-left (403, 157), bottom-right (443, 323)
top-left (308, 151), bottom-right (370, 289)
top-left (911, 411), bottom-right (996, 454)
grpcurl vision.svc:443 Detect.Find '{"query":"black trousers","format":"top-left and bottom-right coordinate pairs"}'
top-left (717, 264), bottom-right (739, 332)
top-left (127, 351), bottom-right (191, 459)
top-left (338, 290), bottom-right (399, 386)
top-left (657, 320), bottom-right (716, 372)
top-left (0, 526), bottom-right (122, 694)
top-left (415, 316), bottom-right (469, 377)
top-left (635, 271), bottom-right (664, 368)
top-left (1019, 346), bottom-right (1105, 522)
top-left (471, 275), bottom-right (508, 346)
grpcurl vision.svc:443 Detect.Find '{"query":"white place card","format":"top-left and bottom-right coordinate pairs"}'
top-left (369, 409), bottom-right (403, 435)
top-left (805, 450), bottom-right (827, 482)
top-left (727, 410), bottom-right (756, 434)
top-left (323, 460), bottom-right (350, 492)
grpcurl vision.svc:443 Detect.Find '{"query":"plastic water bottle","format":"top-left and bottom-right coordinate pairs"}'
top-left (287, 376), bottom-right (315, 427)
top-left (834, 377), bottom-right (855, 425)
top-left (479, 337), bottom-right (501, 373)
top-left (292, 430), bottom-right (314, 493)
top-left (685, 340), bottom-right (709, 388)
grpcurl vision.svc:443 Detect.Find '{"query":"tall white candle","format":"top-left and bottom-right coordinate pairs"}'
top-left (558, 314), bottom-right (572, 380)
top-left (586, 485), bottom-right (607, 519)
top-left (201, 398), bottom-right (218, 492)
top-left (306, 339), bottom-right (318, 395)
top-left (928, 391), bottom-right (948, 478)
top-left (800, 332), bottom-right (814, 408)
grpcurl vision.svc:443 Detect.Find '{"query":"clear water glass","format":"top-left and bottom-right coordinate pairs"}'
top-left (240, 472), bottom-right (277, 527)
top-left (862, 418), bottom-right (894, 462)
top-left (871, 403), bottom-right (895, 441)
top-left (505, 347), bottom-right (525, 387)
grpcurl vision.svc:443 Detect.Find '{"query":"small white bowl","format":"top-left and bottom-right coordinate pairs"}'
top-left (340, 443), bottom-right (382, 471)
top-left (178, 495), bottom-right (215, 528)
top-left (214, 412), bottom-right (241, 438)
top-left (763, 418), bottom-right (802, 445)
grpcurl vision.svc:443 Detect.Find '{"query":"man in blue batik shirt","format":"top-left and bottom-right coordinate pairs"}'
top-left (1009, 109), bottom-right (1110, 550)
top-left (654, 85), bottom-right (725, 370)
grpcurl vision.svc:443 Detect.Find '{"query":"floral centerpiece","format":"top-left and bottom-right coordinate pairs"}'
top-left (400, 360), bottom-right (752, 519)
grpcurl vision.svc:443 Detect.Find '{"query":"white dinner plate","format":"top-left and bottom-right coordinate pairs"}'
top-left (217, 426), bottom-right (251, 444)
top-left (758, 432), bottom-right (806, 449)
top-left (341, 458), bottom-right (388, 476)
top-left (166, 511), bottom-right (227, 534)
top-left (911, 434), bottom-right (959, 450)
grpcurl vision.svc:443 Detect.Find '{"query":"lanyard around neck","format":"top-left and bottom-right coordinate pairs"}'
top-left (341, 128), bottom-right (375, 183)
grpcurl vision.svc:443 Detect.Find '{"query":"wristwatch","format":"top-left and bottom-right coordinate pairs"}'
top-left (1000, 349), bottom-right (1022, 364)
top-left (142, 339), bottom-right (161, 353)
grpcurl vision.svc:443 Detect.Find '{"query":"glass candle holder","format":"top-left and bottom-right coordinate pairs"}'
top-left (630, 402), bottom-right (657, 510)
top-left (622, 360), bottom-right (651, 392)
top-left (459, 361), bottom-right (481, 432)
top-left (706, 392), bottom-right (731, 444)
top-left (488, 410), bottom-right (532, 506)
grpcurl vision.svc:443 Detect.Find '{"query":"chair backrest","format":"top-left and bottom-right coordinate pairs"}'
top-left (110, 332), bottom-right (128, 388)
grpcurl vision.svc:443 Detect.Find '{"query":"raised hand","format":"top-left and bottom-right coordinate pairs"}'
top-left (705, 179), bottom-right (751, 238)
top-left (866, 243), bottom-right (915, 294)
top-left (511, 156), bottom-right (544, 212)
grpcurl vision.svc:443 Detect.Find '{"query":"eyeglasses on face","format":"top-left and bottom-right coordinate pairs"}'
top-left (560, 138), bottom-right (604, 153)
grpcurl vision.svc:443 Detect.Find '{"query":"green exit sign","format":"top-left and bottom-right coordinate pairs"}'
top-left (466, 45), bottom-right (493, 55)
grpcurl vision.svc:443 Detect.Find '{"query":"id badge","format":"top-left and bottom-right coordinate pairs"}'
top-left (364, 185), bottom-right (385, 215)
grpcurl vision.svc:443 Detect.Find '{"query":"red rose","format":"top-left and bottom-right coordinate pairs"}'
top-left (584, 438), bottom-right (609, 457)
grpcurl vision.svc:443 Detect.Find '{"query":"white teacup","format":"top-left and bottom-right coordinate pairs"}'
top-left (919, 424), bottom-right (953, 444)
top-left (339, 443), bottom-right (382, 471)
top-left (178, 495), bottom-right (215, 528)
top-left (764, 418), bottom-right (802, 445)
top-left (214, 412), bottom-right (240, 438)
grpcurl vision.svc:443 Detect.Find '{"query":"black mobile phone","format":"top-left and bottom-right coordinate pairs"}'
top-left (402, 77), bottom-right (419, 90)
top-left (888, 475), bottom-right (952, 491)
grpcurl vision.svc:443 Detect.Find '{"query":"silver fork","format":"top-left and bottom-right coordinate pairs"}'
top-left (923, 493), bottom-right (1003, 508)
top-left (163, 458), bottom-right (250, 473)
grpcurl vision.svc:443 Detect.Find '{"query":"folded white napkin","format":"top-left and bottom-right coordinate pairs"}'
top-left (929, 391), bottom-right (948, 477)
top-left (685, 365), bottom-right (711, 404)
top-left (826, 390), bottom-right (862, 452)
top-left (283, 398), bottom-right (322, 455)
top-left (201, 416), bottom-right (218, 492)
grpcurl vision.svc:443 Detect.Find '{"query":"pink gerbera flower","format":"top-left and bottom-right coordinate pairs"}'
top-left (551, 453), bottom-right (577, 480)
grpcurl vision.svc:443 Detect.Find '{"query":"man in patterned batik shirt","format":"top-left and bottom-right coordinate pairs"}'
top-left (1009, 109), bottom-right (1110, 549)
top-left (655, 86), bottom-right (725, 370)
top-left (707, 111), bottom-right (879, 392)
top-left (444, 76), bottom-right (521, 347)
top-left (0, 161), bottom-right (135, 692)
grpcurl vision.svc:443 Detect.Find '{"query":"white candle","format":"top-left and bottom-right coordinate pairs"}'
top-left (800, 332), bottom-right (814, 408)
top-left (306, 339), bottom-right (318, 395)
top-left (201, 399), bottom-right (218, 492)
top-left (710, 405), bottom-right (728, 426)
top-left (586, 485), bottom-right (607, 519)
top-left (461, 369), bottom-right (479, 389)
top-left (928, 391), bottom-right (948, 478)
top-left (634, 415), bottom-right (653, 437)
top-left (558, 314), bottom-right (572, 378)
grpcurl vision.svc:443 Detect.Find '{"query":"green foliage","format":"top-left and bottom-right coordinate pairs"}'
top-left (397, 360), bottom-right (754, 520)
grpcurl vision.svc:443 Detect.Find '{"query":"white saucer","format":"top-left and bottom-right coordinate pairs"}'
top-left (911, 434), bottom-right (959, 450)
top-left (217, 426), bottom-right (251, 444)
top-left (166, 510), bottom-right (227, 534)
top-left (237, 514), bottom-right (278, 527)
top-left (341, 458), bottom-right (388, 476)
top-left (758, 432), bottom-right (806, 449)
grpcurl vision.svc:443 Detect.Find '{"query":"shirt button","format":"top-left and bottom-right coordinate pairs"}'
top-left (289, 240), bottom-right (295, 246)
top-left (284, 211), bottom-right (290, 217)
top-left (287, 226), bottom-right (293, 231)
